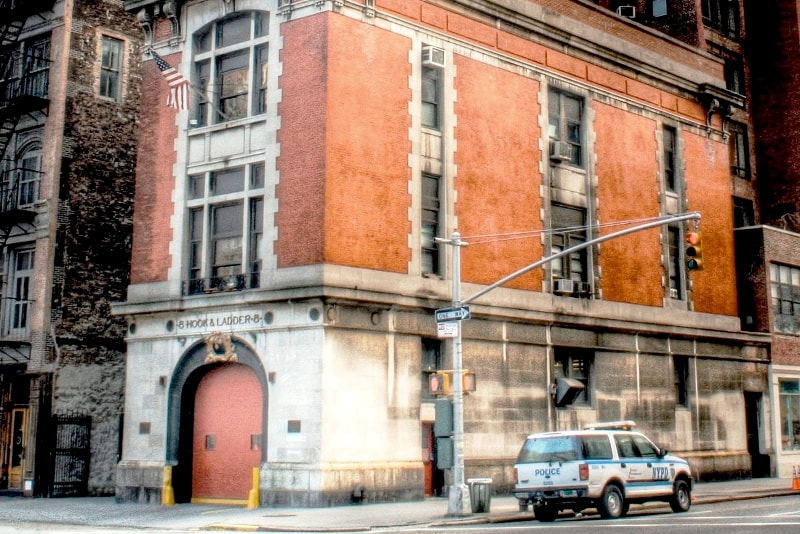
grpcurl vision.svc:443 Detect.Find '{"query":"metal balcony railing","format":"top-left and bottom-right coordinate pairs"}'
top-left (0, 58), bottom-right (49, 107)
top-left (183, 271), bottom-right (260, 296)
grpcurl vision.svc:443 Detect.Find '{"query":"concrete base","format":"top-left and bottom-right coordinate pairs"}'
top-left (446, 483), bottom-right (472, 517)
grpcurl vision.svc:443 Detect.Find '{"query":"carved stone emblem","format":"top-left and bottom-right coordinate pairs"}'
top-left (204, 332), bottom-right (238, 363)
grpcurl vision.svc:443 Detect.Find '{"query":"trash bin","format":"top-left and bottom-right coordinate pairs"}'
top-left (467, 478), bottom-right (493, 513)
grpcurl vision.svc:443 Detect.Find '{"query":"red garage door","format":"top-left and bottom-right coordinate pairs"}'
top-left (192, 363), bottom-right (263, 502)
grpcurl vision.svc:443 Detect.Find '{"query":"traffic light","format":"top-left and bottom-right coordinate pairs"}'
top-left (685, 231), bottom-right (704, 271)
top-left (428, 371), bottom-right (451, 396)
top-left (428, 370), bottom-right (476, 395)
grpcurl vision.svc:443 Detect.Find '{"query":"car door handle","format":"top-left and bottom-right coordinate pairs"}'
top-left (621, 463), bottom-right (626, 468)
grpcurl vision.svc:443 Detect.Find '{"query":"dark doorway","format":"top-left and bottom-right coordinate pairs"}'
top-left (745, 392), bottom-right (770, 478)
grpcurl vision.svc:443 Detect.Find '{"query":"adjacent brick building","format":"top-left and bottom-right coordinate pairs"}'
top-left (113, 0), bottom-right (794, 507)
top-left (0, 0), bottom-right (140, 496)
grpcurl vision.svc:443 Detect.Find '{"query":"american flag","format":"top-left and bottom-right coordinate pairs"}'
top-left (150, 49), bottom-right (190, 110)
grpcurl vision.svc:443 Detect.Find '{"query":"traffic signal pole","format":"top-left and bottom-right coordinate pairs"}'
top-left (462, 212), bottom-right (701, 306)
top-left (444, 231), bottom-right (470, 516)
top-left (438, 212), bottom-right (701, 517)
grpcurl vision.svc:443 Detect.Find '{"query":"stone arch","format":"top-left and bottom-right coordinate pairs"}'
top-left (165, 334), bottom-right (268, 501)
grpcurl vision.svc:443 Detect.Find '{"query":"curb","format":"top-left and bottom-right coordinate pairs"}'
top-left (196, 488), bottom-right (800, 532)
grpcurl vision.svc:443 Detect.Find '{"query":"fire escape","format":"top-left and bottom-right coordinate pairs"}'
top-left (0, 0), bottom-right (52, 365)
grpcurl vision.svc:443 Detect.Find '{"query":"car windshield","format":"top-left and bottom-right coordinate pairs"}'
top-left (517, 436), bottom-right (580, 463)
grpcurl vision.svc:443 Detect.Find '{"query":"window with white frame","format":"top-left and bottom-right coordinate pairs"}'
top-left (99, 36), bottom-right (124, 100)
top-left (193, 11), bottom-right (269, 126)
top-left (779, 379), bottom-right (800, 450)
top-left (185, 163), bottom-right (264, 294)
top-left (421, 66), bottom-right (441, 130)
top-left (548, 88), bottom-right (583, 167)
top-left (550, 204), bottom-right (588, 295)
top-left (771, 263), bottom-right (800, 334)
top-left (5, 249), bottom-right (34, 336)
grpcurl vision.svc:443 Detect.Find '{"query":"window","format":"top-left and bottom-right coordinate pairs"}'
top-left (674, 356), bottom-right (689, 407)
top-left (5, 249), bottom-right (34, 336)
top-left (554, 349), bottom-right (592, 405)
top-left (770, 263), bottom-right (800, 334)
top-left (99, 36), bottom-right (124, 100)
top-left (780, 380), bottom-right (800, 450)
top-left (548, 89), bottom-right (583, 167)
top-left (728, 121), bottom-right (750, 179)
top-left (724, 58), bottom-right (744, 95)
top-left (652, 0), bottom-right (667, 17)
top-left (551, 204), bottom-right (587, 293)
top-left (733, 197), bottom-right (754, 228)
top-left (614, 434), bottom-right (660, 458)
top-left (422, 338), bottom-right (442, 400)
top-left (701, 0), bottom-right (740, 39)
top-left (421, 174), bottom-right (441, 276)
top-left (193, 11), bottom-right (269, 126)
top-left (421, 66), bottom-right (441, 130)
top-left (2, 36), bottom-right (50, 101)
top-left (663, 126), bottom-right (677, 192)
top-left (185, 163), bottom-right (264, 294)
top-left (667, 226), bottom-right (682, 299)
top-left (1, 147), bottom-right (41, 210)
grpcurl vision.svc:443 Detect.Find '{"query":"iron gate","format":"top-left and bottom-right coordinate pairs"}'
top-left (49, 412), bottom-right (91, 497)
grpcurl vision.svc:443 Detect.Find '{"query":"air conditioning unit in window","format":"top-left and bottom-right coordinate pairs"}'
top-left (575, 282), bottom-right (592, 296)
top-left (554, 278), bottom-right (575, 295)
top-left (549, 140), bottom-right (573, 162)
top-left (669, 287), bottom-right (679, 299)
top-left (422, 45), bottom-right (446, 68)
top-left (616, 5), bottom-right (636, 18)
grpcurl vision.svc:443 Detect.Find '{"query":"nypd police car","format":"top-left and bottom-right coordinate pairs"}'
top-left (513, 421), bottom-right (693, 521)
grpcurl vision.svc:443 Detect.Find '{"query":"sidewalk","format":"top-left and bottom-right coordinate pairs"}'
top-left (0, 478), bottom-right (797, 532)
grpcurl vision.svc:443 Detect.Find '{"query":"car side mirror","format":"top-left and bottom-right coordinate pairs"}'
top-left (658, 448), bottom-right (668, 458)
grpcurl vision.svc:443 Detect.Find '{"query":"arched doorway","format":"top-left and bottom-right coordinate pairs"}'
top-left (192, 363), bottom-right (262, 502)
top-left (167, 335), bottom-right (268, 503)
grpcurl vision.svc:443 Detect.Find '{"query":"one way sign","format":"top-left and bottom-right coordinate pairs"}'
top-left (435, 306), bottom-right (471, 323)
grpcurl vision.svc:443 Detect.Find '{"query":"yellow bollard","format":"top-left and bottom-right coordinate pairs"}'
top-left (247, 466), bottom-right (260, 509)
top-left (162, 465), bottom-right (175, 506)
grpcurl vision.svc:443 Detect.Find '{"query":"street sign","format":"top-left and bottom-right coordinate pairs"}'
top-left (435, 306), bottom-right (471, 323)
top-left (437, 322), bottom-right (457, 338)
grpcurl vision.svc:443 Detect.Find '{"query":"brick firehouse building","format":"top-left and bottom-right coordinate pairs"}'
top-left (115, 0), bottom-right (779, 505)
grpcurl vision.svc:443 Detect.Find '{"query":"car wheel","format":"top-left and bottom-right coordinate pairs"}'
top-left (620, 500), bottom-right (630, 517)
top-left (670, 479), bottom-right (691, 513)
top-left (597, 484), bottom-right (624, 519)
top-left (534, 504), bottom-right (558, 522)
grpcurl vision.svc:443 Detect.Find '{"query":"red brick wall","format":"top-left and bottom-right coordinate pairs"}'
top-left (683, 131), bottom-right (738, 316)
top-left (594, 103), bottom-right (662, 306)
top-left (129, 44), bottom-right (179, 284)
top-left (377, 0), bottom-right (723, 79)
top-left (277, 14), bottom-right (411, 272)
top-left (275, 16), bottom-right (328, 267)
top-left (324, 15), bottom-right (411, 271)
top-left (454, 55), bottom-right (544, 290)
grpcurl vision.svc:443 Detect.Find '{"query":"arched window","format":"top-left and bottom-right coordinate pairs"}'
top-left (192, 11), bottom-right (269, 126)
